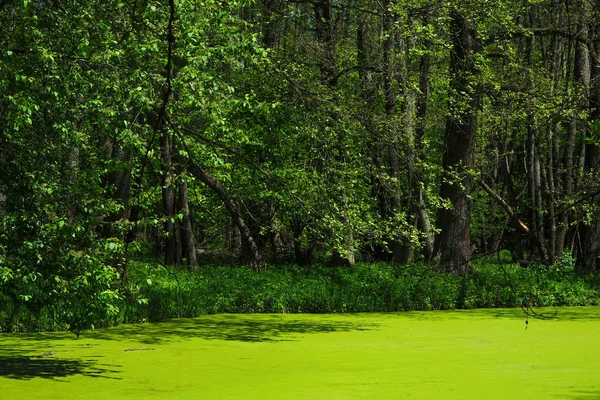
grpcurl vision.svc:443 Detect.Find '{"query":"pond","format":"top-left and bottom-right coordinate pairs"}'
top-left (1, 307), bottom-right (598, 399)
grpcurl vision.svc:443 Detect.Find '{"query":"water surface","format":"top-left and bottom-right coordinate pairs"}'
top-left (1, 307), bottom-right (598, 399)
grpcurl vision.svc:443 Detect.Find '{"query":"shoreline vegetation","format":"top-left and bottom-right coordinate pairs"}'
top-left (2, 253), bottom-right (599, 333)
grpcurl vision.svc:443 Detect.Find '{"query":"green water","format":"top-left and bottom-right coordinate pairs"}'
top-left (1, 307), bottom-right (598, 399)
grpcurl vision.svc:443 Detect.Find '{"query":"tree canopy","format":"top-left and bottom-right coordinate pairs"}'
top-left (1, 0), bottom-right (600, 332)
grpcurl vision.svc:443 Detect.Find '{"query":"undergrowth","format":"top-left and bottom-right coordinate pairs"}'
top-left (2, 253), bottom-right (599, 331)
top-left (119, 254), bottom-right (600, 323)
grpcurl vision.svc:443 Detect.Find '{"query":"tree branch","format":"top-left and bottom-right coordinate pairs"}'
top-left (478, 179), bottom-right (530, 234)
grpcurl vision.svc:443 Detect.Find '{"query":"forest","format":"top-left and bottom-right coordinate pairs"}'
top-left (1, 0), bottom-right (600, 333)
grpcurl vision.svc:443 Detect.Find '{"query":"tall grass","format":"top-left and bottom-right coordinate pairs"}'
top-left (3, 254), bottom-right (599, 331)
top-left (120, 255), bottom-right (600, 323)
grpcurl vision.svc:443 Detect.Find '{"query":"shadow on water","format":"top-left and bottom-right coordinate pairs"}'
top-left (400, 306), bottom-right (600, 322)
top-left (0, 356), bottom-right (122, 381)
top-left (0, 315), bottom-right (374, 381)
top-left (3, 314), bottom-right (378, 346)
top-left (88, 314), bottom-right (378, 345)
top-left (559, 389), bottom-right (600, 399)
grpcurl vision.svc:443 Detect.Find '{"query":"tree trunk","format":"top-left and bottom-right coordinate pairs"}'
top-left (544, 8), bottom-right (566, 262)
top-left (261, 0), bottom-right (283, 48)
top-left (524, 10), bottom-right (550, 263)
top-left (577, 16), bottom-right (600, 272)
top-left (330, 191), bottom-right (355, 266)
top-left (559, 21), bottom-right (590, 255)
top-left (160, 129), bottom-right (178, 266)
top-left (178, 177), bottom-right (197, 270)
top-left (291, 215), bottom-right (314, 266)
top-left (414, 14), bottom-right (435, 262)
top-left (434, 10), bottom-right (479, 274)
top-left (178, 155), bottom-right (264, 270)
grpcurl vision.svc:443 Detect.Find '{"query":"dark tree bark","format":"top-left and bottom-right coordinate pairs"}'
top-left (577, 12), bottom-right (600, 272)
top-left (148, 0), bottom-right (180, 266)
top-left (227, 219), bottom-right (242, 256)
top-left (160, 129), bottom-right (178, 265)
top-left (434, 10), bottom-right (479, 274)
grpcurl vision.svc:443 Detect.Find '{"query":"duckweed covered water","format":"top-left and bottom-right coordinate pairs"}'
top-left (1, 307), bottom-right (598, 399)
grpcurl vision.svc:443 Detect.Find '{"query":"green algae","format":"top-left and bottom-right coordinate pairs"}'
top-left (1, 307), bottom-right (598, 399)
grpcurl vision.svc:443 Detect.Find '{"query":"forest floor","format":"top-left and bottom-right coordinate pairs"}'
top-left (0, 307), bottom-right (598, 399)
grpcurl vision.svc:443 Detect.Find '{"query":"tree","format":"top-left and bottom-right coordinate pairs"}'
top-left (577, 0), bottom-right (600, 272)
top-left (434, 8), bottom-right (480, 274)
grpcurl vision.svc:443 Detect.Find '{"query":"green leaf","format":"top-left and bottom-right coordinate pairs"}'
top-left (592, 120), bottom-right (600, 136)
top-left (173, 55), bottom-right (189, 69)
top-left (551, 114), bottom-right (563, 126)
top-left (136, 0), bottom-right (148, 13)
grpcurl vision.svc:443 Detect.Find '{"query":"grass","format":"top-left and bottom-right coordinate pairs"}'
top-left (1, 306), bottom-right (599, 399)
top-left (118, 256), bottom-right (600, 324)
top-left (2, 252), bottom-right (599, 332)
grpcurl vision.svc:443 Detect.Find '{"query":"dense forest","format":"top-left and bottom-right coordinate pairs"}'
top-left (1, 0), bottom-right (599, 331)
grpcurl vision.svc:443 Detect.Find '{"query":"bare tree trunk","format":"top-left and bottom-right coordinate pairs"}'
top-left (151, 0), bottom-right (179, 266)
top-left (379, 7), bottom-right (409, 262)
